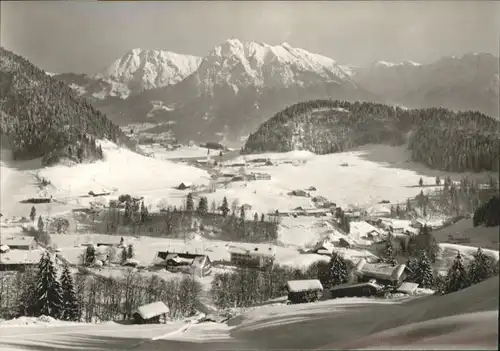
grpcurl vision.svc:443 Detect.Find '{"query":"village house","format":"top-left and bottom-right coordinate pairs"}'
top-left (353, 258), bottom-right (411, 287)
top-left (287, 279), bottom-right (324, 304)
top-left (133, 301), bottom-right (170, 324)
top-left (1, 236), bottom-right (38, 250)
top-left (350, 221), bottom-right (382, 240)
top-left (229, 246), bottom-right (275, 269)
top-left (0, 250), bottom-right (55, 272)
top-left (153, 251), bottom-right (212, 277)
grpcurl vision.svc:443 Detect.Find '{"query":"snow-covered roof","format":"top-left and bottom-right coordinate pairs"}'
top-left (229, 246), bottom-right (276, 258)
top-left (0, 249), bottom-right (51, 265)
top-left (0, 244), bottom-right (10, 252)
top-left (1, 236), bottom-right (35, 247)
top-left (355, 259), bottom-right (408, 281)
top-left (351, 221), bottom-right (381, 237)
top-left (397, 282), bottom-right (419, 294)
top-left (135, 301), bottom-right (170, 320)
top-left (330, 281), bottom-right (383, 291)
top-left (287, 279), bottom-right (324, 292)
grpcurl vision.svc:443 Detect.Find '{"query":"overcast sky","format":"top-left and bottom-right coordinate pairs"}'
top-left (1, 1), bottom-right (499, 74)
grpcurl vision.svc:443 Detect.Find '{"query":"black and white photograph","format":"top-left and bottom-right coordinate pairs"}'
top-left (0, 1), bottom-right (499, 350)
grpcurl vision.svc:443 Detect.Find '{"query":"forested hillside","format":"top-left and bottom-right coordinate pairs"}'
top-left (0, 47), bottom-right (136, 165)
top-left (473, 195), bottom-right (500, 227)
top-left (242, 100), bottom-right (500, 172)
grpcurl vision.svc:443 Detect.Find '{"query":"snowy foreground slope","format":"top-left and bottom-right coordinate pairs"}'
top-left (0, 277), bottom-right (497, 350)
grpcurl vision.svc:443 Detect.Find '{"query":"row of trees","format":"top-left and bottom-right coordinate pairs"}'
top-left (81, 243), bottom-right (135, 266)
top-left (436, 248), bottom-right (499, 295)
top-left (101, 194), bottom-right (279, 243)
top-left (390, 175), bottom-right (498, 220)
top-left (0, 254), bottom-right (202, 322)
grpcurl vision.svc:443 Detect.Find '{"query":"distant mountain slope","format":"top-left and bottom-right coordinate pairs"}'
top-left (0, 47), bottom-right (136, 164)
top-left (98, 39), bottom-right (381, 144)
top-left (352, 53), bottom-right (499, 118)
top-left (242, 100), bottom-right (500, 172)
top-left (54, 49), bottom-right (202, 100)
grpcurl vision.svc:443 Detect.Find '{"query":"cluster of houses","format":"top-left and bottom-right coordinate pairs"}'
top-left (0, 235), bottom-right (61, 272)
top-left (286, 258), bottom-right (418, 304)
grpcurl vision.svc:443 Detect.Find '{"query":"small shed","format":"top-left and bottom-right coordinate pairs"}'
top-left (338, 237), bottom-right (355, 248)
top-left (396, 282), bottom-right (419, 295)
top-left (176, 182), bottom-right (192, 190)
top-left (133, 301), bottom-right (170, 324)
top-left (287, 279), bottom-right (324, 304)
top-left (0, 244), bottom-right (10, 253)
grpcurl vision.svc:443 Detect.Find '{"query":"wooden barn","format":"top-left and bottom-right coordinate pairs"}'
top-left (229, 247), bottom-right (275, 270)
top-left (133, 301), bottom-right (169, 324)
top-left (287, 279), bottom-right (324, 304)
top-left (330, 280), bottom-right (383, 299)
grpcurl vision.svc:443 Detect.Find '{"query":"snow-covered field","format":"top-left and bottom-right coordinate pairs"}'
top-left (1, 277), bottom-right (497, 350)
top-left (1, 141), bottom-right (497, 276)
top-left (0, 141), bottom-right (210, 219)
top-left (201, 144), bottom-right (494, 216)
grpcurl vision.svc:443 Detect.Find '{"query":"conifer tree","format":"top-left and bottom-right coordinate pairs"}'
top-left (381, 234), bottom-right (398, 266)
top-left (468, 248), bottom-right (497, 285)
top-left (405, 257), bottom-right (419, 282)
top-left (221, 197), bottom-right (230, 217)
top-left (327, 252), bottom-right (349, 288)
top-left (210, 200), bottom-right (217, 214)
top-left (37, 215), bottom-right (44, 232)
top-left (419, 177), bottom-right (424, 187)
top-left (435, 176), bottom-right (441, 186)
top-left (124, 201), bottom-right (132, 224)
top-left (127, 244), bottom-right (134, 259)
top-left (84, 245), bottom-right (95, 266)
top-left (121, 248), bottom-right (128, 263)
top-left (30, 206), bottom-right (36, 222)
top-left (140, 201), bottom-right (148, 223)
top-left (415, 250), bottom-right (434, 288)
top-left (197, 197), bottom-right (208, 216)
top-left (35, 252), bottom-right (63, 318)
top-left (444, 252), bottom-right (470, 294)
top-left (260, 213), bottom-right (265, 222)
top-left (186, 193), bottom-right (194, 212)
top-left (60, 263), bottom-right (80, 321)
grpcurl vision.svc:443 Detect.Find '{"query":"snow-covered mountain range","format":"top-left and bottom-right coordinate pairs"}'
top-left (54, 40), bottom-right (499, 144)
top-left (55, 49), bottom-right (201, 100)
